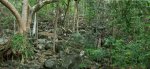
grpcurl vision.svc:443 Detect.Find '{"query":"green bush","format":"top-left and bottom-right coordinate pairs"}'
top-left (11, 34), bottom-right (34, 59)
top-left (104, 37), bottom-right (148, 68)
top-left (79, 63), bottom-right (88, 69)
top-left (63, 32), bottom-right (85, 48)
top-left (85, 48), bottom-right (108, 61)
top-left (106, 0), bottom-right (150, 68)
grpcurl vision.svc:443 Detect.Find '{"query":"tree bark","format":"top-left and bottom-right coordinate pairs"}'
top-left (62, 0), bottom-right (71, 25)
top-left (21, 0), bottom-right (28, 33)
top-left (73, 0), bottom-right (79, 33)
top-left (0, 0), bottom-right (58, 34)
top-left (32, 0), bottom-right (58, 14)
top-left (75, 1), bottom-right (79, 33)
top-left (53, 2), bottom-right (59, 53)
top-left (0, 0), bottom-right (22, 33)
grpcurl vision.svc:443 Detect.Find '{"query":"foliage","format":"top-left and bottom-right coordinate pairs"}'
top-left (85, 48), bottom-right (108, 61)
top-left (1, 0), bottom-right (150, 68)
top-left (84, 0), bottom-right (96, 23)
top-left (63, 32), bottom-right (85, 49)
top-left (79, 63), bottom-right (88, 69)
top-left (38, 4), bottom-right (54, 20)
top-left (11, 34), bottom-right (34, 59)
top-left (103, 0), bottom-right (150, 68)
top-left (64, 32), bottom-right (96, 48)
top-left (108, 0), bottom-right (148, 39)
top-left (103, 36), bottom-right (150, 68)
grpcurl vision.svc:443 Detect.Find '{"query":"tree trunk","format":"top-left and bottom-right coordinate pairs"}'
top-left (63, 0), bottom-right (71, 27)
top-left (53, 2), bottom-right (59, 53)
top-left (0, 0), bottom-right (58, 34)
top-left (73, 0), bottom-right (79, 33)
top-left (75, 1), bottom-right (79, 33)
top-left (21, 0), bottom-right (28, 34)
top-left (0, 0), bottom-right (22, 33)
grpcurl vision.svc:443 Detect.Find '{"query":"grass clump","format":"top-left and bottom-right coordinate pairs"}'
top-left (11, 34), bottom-right (34, 61)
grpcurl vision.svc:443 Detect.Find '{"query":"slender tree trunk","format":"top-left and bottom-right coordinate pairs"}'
top-left (63, 0), bottom-right (71, 27)
top-left (73, 0), bottom-right (79, 33)
top-left (73, 2), bottom-right (76, 32)
top-left (13, 20), bottom-right (16, 34)
top-left (75, 1), bottom-right (79, 33)
top-left (27, 8), bottom-right (33, 33)
top-left (53, 2), bottom-right (59, 53)
top-left (36, 14), bottom-right (38, 48)
top-left (33, 13), bottom-right (37, 35)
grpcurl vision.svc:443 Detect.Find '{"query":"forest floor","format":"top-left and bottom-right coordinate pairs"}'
top-left (0, 21), bottom-right (109, 69)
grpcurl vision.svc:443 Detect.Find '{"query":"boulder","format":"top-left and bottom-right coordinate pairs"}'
top-left (0, 38), bottom-right (8, 45)
top-left (61, 54), bottom-right (82, 69)
top-left (38, 39), bottom-right (46, 44)
top-left (44, 59), bottom-right (56, 69)
top-left (45, 43), bottom-right (52, 50)
top-left (37, 44), bottom-right (45, 50)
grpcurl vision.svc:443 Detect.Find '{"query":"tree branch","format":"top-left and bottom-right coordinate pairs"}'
top-left (0, 0), bottom-right (22, 24)
top-left (31, 0), bottom-right (58, 14)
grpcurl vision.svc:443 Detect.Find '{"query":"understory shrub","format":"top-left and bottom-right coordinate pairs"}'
top-left (85, 48), bottom-right (109, 61)
top-left (104, 36), bottom-right (150, 68)
top-left (11, 34), bottom-right (34, 60)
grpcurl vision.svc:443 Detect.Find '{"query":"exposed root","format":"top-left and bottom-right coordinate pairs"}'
top-left (0, 38), bottom-right (21, 62)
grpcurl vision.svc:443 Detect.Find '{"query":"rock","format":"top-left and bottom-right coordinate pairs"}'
top-left (45, 43), bottom-right (52, 50)
top-left (38, 39), bottom-right (46, 44)
top-left (18, 63), bottom-right (42, 69)
top-left (0, 38), bottom-right (8, 44)
top-left (59, 51), bottom-right (65, 58)
top-left (38, 32), bottom-right (54, 39)
top-left (37, 44), bottom-right (45, 49)
top-left (44, 59), bottom-right (56, 69)
top-left (61, 54), bottom-right (82, 69)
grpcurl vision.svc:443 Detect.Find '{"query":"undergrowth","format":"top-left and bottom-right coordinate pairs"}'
top-left (11, 34), bottom-right (34, 61)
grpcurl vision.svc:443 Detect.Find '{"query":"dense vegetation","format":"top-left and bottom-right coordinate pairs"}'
top-left (0, 0), bottom-right (150, 69)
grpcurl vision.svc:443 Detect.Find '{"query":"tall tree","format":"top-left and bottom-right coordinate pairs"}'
top-left (0, 0), bottom-right (58, 34)
top-left (53, 1), bottom-right (59, 53)
top-left (73, 0), bottom-right (79, 32)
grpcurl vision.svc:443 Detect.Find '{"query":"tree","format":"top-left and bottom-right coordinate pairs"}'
top-left (74, 0), bottom-right (79, 33)
top-left (0, 0), bottom-right (58, 34)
